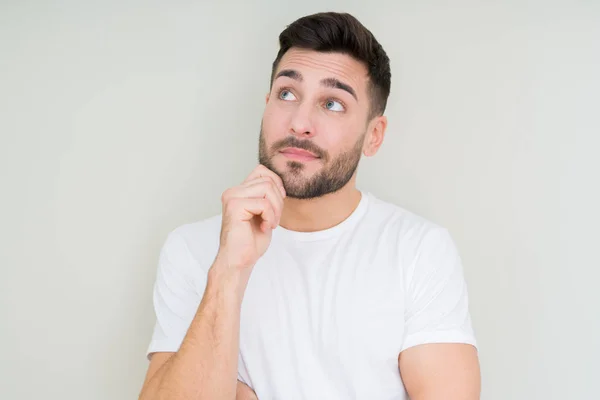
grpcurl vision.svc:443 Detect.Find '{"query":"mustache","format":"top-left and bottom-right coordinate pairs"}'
top-left (271, 136), bottom-right (328, 160)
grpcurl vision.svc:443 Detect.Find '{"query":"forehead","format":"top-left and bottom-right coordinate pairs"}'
top-left (275, 48), bottom-right (369, 93)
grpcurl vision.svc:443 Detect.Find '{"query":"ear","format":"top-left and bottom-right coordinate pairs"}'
top-left (363, 115), bottom-right (387, 157)
top-left (265, 92), bottom-right (270, 104)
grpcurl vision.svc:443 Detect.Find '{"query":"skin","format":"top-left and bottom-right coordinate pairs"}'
top-left (139, 48), bottom-right (480, 399)
top-left (261, 49), bottom-right (385, 228)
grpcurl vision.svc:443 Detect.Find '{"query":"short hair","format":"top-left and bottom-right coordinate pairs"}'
top-left (271, 12), bottom-right (391, 118)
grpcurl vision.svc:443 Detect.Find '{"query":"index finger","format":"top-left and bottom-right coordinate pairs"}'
top-left (244, 164), bottom-right (285, 192)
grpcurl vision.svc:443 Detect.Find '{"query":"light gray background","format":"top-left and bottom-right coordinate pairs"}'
top-left (1, 1), bottom-right (598, 399)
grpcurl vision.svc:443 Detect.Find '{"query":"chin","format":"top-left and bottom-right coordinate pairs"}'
top-left (281, 170), bottom-right (318, 192)
top-left (285, 161), bottom-right (322, 177)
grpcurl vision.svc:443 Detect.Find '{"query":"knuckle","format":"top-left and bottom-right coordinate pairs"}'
top-left (257, 165), bottom-right (276, 178)
top-left (257, 180), bottom-right (275, 194)
top-left (259, 176), bottom-right (276, 188)
top-left (262, 200), bottom-right (273, 214)
top-left (221, 188), bottom-right (232, 203)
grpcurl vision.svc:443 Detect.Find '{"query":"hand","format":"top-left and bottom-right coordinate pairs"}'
top-left (236, 380), bottom-right (258, 400)
top-left (216, 165), bottom-right (286, 271)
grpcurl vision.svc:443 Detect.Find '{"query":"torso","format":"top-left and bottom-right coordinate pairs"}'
top-left (236, 193), bottom-right (412, 399)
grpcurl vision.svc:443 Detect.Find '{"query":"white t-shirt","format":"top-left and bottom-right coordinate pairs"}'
top-left (147, 191), bottom-right (477, 399)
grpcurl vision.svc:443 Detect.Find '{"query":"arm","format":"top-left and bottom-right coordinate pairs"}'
top-left (141, 353), bottom-right (258, 400)
top-left (236, 380), bottom-right (259, 400)
top-left (138, 261), bottom-right (251, 400)
top-left (139, 165), bottom-right (285, 400)
top-left (399, 343), bottom-right (480, 400)
top-left (399, 228), bottom-right (480, 399)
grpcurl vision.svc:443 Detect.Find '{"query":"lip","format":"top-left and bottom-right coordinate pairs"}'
top-left (279, 147), bottom-right (319, 161)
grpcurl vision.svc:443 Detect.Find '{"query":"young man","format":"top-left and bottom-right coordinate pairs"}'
top-left (139, 12), bottom-right (480, 400)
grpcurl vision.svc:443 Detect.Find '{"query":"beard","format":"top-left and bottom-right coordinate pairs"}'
top-left (258, 126), bottom-right (365, 199)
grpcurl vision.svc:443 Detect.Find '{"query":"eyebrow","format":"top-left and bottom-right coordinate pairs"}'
top-left (320, 77), bottom-right (357, 101)
top-left (274, 69), bottom-right (358, 101)
top-left (275, 69), bottom-right (303, 81)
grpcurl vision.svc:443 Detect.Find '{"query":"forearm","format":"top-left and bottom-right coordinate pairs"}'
top-left (140, 260), bottom-right (250, 400)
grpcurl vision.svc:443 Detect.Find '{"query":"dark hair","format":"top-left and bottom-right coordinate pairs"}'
top-left (271, 12), bottom-right (391, 118)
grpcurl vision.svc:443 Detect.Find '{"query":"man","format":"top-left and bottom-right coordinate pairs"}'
top-left (139, 12), bottom-right (480, 400)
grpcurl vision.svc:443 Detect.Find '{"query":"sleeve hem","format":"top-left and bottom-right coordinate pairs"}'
top-left (401, 330), bottom-right (477, 353)
top-left (146, 339), bottom-right (183, 360)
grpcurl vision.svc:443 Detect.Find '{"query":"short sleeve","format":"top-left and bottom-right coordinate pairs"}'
top-left (401, 228), bottom-right (477, 352)
top-left (146, 231), bottom-right (208, 359)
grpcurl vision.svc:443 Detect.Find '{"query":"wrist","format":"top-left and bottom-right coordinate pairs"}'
top-left (208, 255), bottom-right (252, 303)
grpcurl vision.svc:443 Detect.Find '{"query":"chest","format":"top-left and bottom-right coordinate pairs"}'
top-left (237, 237), bottom-right (408, 399)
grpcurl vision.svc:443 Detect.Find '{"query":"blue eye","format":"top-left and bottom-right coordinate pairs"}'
top-left (325, 99), bottom-right (344, 112)
top-left (279, 89), bottom-right (297, 101)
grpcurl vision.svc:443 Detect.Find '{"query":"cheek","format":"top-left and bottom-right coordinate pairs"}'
top-left (263, 103), bottom-right (289, 137)
top-left (316, 118), bottom-right (355, 150)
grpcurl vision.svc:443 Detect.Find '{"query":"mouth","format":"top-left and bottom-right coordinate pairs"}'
top-left (279, 147), bottom-right (320, 161)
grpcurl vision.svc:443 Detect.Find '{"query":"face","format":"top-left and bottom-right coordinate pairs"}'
top-left (259, 48), bottom-right (386, 199)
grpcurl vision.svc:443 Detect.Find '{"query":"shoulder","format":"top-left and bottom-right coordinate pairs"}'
top-left (360, 193), bottom-right (460, 273)
top-left (363, 192), bottom-right (449, 246)
top-left (161, 214), bottom-right (223, 269)
top-left (363, 194), bottom-right (464, 288)
top-left (169, 214), bottom-right (222, 244)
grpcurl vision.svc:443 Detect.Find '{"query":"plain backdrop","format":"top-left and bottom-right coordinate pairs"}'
top-left (1, 1), bottom-right (599, 399)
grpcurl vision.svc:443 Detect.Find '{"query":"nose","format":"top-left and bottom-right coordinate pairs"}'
top-left (289, 102), bottom-right (315, 138)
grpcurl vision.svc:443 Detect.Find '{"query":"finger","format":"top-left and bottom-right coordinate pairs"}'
top-left (229, 198), bottom-right (276, 230)
top-left (244, 165), bottom-right (286, 197)
top-left (245, 167), bottom-right (285, 198)
top-left (260, 219), bottom-right (271, 234)
top-left (242, 178), bottom-right (284, 223)
top-left (225, 179), bottom-right (284, 226)
top-left (227, 197), bottom-right (276, 232)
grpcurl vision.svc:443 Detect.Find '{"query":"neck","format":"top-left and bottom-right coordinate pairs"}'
top-left (279, 178), bottom-right (362, 233)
